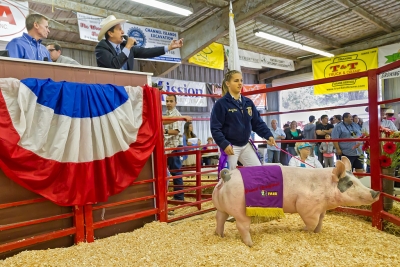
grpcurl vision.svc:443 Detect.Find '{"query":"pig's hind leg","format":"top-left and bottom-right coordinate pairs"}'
top-left (215, 210), bottom-right (229, 237)
top-left (235, 216), bottom-right (253, 247)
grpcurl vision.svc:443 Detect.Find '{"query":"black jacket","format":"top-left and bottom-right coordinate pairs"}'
top-left (95, 39), bottom-right (166, 70)
top-left (284, 128), bottom-right (303, 148)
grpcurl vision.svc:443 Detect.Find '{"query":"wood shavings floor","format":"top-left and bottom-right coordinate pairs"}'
top-left (1, 211), bottom-right (399, 267)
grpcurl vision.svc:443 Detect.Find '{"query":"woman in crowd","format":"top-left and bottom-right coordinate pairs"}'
top-left (289, 142), bottom-right (323, 168)
top-left (182, 122), bottom-right (200, 166)
top-left (210, 70), bottom-right (276, 171)
top-left (284, 120), bottom-right (303, 160)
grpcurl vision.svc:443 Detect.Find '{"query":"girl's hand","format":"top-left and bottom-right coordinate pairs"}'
top-left (224, 145), bottom-right (234, 155)
top-left (187, 142), bottom-right (192, 146)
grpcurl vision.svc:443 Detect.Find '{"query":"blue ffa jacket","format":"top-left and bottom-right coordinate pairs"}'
top-left (211, 92), bottom-right (273, 150)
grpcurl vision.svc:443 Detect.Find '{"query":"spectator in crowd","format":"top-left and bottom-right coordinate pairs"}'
top-left (332, 112), bottom-right (363, 173)
top-left (46, 42), bottom-right (80, 65)
top-left (210, 70), bottom-right (276, 171)
top-left (280, 124), bottom-right (290, 165)
top-left (202, 137), bottom-right (217, 166)
top-left (284, 121), bottom-right (303, 160)
top-left (6, 14), bottom-right (51, 61)
top-left (303, 115), bottom-right (316, 156)
top-left (329, 117), bottom-right (334, 125)
top-left (315, 115), bottom-right (334, 165)
top-left (182, 122), bottom-right (200, 167)
top-left (164, 95), bottom-right (184, 201)
top-left (362, 105), bottom-right (397, 133)
top-left (395, 115), bottom-right (400, 130)
top-left (352, 115), bottom-right (362, 130)
top-left (333, 115), bottom-right (342, 126)
top-left (288, 142), bottom-right (323, 168)
top-left (316, 118), bottom-right (322, 126)
top-left (95, 15), bottom-right (183, 70)
top-left (267, 119), bottom-right (286, 163)
top-left (385, 109), bottom-right (396, 122)
top-left (319, 134), bottom-right (335, 168)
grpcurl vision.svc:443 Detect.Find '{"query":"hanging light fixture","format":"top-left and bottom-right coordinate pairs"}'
top-left (254, 30), bottom-right (334, 58)
top-left (130, 0), bottom-right (193, 16)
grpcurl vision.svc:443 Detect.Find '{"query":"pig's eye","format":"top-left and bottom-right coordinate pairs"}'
top-left (347, 181), bottom-right (353, 187)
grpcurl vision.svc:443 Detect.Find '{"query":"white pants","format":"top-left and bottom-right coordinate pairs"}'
top-left (227, 142), bottom-right (261, 170)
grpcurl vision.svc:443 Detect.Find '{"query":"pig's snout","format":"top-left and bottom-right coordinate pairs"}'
top-left (370, 190), bottom-right (380, 199)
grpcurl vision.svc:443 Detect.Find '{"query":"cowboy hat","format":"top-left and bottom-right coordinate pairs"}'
top-left (385, 108), bottom-right (395, 114)
top-left (98, 15), bottom-right (126, 41)
top-left (365, 104), bottom-right (388, 112)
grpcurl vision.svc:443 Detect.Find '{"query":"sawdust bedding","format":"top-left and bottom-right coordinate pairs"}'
top-left (1, 209), bottom-right (399, 267)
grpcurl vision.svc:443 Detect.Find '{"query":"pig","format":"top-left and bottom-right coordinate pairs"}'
top-left (212, 157), bottom-right (380, 247)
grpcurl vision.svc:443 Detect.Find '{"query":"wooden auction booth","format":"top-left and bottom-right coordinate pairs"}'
top-left (0, 57), bottom-right (159, 259)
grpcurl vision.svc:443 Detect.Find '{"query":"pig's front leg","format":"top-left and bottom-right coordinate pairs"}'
top-left (236, 216), bottom-right (253, 247)
top-left (297, 208), bottom-right (321, 232)
top-left (215, 210), bottom-right (229, 237)
top-left (314, 211), bottom-right (326, 233)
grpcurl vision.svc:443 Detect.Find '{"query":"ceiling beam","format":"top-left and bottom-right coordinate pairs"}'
top-left (256, 15), bottom-right (342, 48)
top-left (258, 29), bottom-right (400, 81)
top-left (199, 0), bottom-right (228, 8)
top-left (28, 0), bottom-right (183, 32)
top-left (217, 37), bottom-right (297, 61)
top-left (332, 0), bottom-right (393, 33)
top-left (179, 0), bottom-right (291, 60)
top-left (139, 61), bottom-right (180, 77)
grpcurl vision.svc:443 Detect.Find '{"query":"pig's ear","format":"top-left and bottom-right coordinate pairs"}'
top-left (340, 156), bottom-right (352, 172)
top-left (332, 161), bottom-right (346, 182)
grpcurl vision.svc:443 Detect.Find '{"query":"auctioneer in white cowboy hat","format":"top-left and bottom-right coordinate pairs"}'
top-left (98, 15), bottom-right (126, 41)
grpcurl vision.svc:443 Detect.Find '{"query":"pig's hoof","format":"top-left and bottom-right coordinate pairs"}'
top-left (226, 216), bottom-right (236, 222)
top-left (215, 231), bottom-right (224, 237)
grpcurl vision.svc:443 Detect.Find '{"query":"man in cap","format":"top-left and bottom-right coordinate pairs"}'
top-left (385, 109), bottom-right (396, 122)
top-left (362, 105), bottom-right (397, 133)
top-left (95, 15), bottom-right (183, 70)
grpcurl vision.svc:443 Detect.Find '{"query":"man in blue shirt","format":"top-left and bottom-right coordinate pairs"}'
top-left (267, 119), bottom-right (286, 163)
top-left (332, 112), bottom-right (363, 173)
top-left (6, 14), bottom-right (51, 62)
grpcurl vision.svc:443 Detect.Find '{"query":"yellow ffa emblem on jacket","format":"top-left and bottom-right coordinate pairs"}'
top-left (228, 108), bottom-right (237, 112)
top-left (247, 107), bottom-right (252, 116)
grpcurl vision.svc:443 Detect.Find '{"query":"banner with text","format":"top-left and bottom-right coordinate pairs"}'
top-left (260, 54), bottom-right (294, 71)
top-left (77, 12), bottom-right (102, 42)
top-left (152, 77), bottom-right (207, 107)
top-left (123, 23), bottom-right (181, 63)
top-left (378, 43), bottom-right (400, 79)
top-left (224, 46), bottom-right (262, 69)
top-left (206, 83), bottom-right (267, 110)
top-left (0, 0), bottom-right (28, 42)
top-left (188, 43), bottom-right (224, 70)
top-left (242, 84), bottom-right (268, 110)
top-left (312, 48), bottom-right (378, 95)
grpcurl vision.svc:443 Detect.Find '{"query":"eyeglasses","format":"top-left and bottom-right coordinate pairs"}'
top-left (48, 49), bottom-right (56, 52)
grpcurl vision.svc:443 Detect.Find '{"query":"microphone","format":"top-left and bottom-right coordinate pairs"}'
top-left (44, 57), bottom-right (49, 61)
top-left (122, 35), bottom-right (137, 46)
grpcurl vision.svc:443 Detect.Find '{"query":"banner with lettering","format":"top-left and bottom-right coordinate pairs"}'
top-left (260, 54), bottom-right (294, 71)
top-left (152, 77), bottom-right (207, 107)
top-left (123, 23), bottom-right (181, 63)
top-left (224, 46), bottom-right (262, 69)
top-left (77, 12), bottom-right (102, 42)
top-left (188, 43), bottom-right (224, 70)
top-left (242, 84), bottom-right (267, 110)
top-left (312, 48), bottom-right (378, 95)
top-left (378, 43), bottom-right (400, 79)
top-left (0, 0), bottom-right (28, 42)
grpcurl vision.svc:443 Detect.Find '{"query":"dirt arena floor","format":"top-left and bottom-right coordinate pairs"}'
top-left (1, 208), bottom-right (399, 267)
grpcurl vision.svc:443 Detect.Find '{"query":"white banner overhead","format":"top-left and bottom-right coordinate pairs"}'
top-left (77, 12), bottom-right (102, 42)
top-left (378, 42), bottom-right (400, 79)
top-left (152, 77), bottom-right (207, 107)
top-left (123, 23), bottom-right (181, 63)
top-left (224, 45), bottom-right (261, 69)
top-left (0, 0), bottom-right (28, 42)
top-left (260, 54), bottom-right (295, 71)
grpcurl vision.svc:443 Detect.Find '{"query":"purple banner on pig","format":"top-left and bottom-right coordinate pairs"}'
top-left (239, 165), bottom-right (283, 208)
